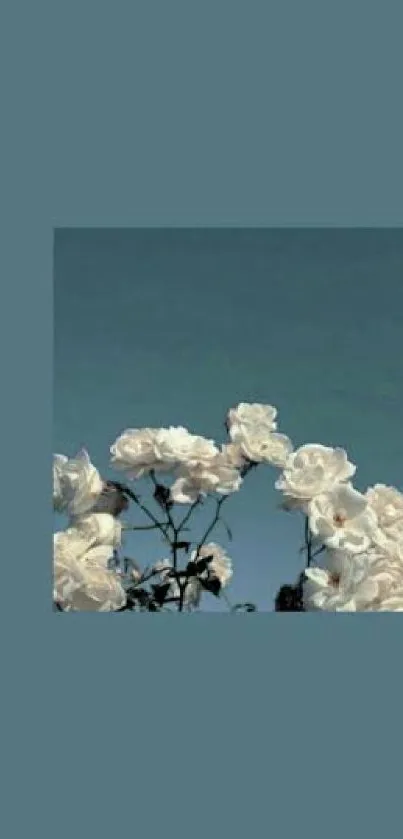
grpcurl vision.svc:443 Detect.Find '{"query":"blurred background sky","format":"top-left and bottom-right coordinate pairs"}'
top-left (53, 229), bottom-right (403, 611)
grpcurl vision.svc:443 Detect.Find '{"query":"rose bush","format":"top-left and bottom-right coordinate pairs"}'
top-left (53, 401), bottom-right (403, 612)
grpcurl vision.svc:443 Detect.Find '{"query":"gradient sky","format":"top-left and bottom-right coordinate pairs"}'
top-left (53, 229), bottom-right (403, 611)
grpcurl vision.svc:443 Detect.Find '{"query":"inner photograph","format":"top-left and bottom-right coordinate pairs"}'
top-left (53, 228), bottom-right (403, 612)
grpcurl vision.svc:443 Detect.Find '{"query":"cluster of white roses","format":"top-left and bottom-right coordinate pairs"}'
top-left (53, 451), bottom-right (127, 611)
top-left (276, 445), bottom-right (403, 610)
top-left (53, 402), bottom-right (403, 612)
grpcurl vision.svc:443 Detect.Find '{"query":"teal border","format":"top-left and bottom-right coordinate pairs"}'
top-left (3, 2), bottom-right (401, 837)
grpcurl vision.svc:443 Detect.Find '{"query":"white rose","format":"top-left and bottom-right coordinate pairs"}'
top-left (54, 539), bottom-right (126, 611)
top-left (53, 450), bottom-right (104, 516)
top-left (227, 402), bottom-right (278, 432)
top-left (54, 530), bottom-right (91, 565)
top-left (303, 549), bottom-right (381, 611)
top-left (373, 589), bottom-right (403, 611)
top-left (154, 427), bottom-right (219, 468)
top-left (53, 454), bottom-right (68, 511)
top-left (170, 451), bottom-right (242, 504)
top-left (365, 484), bottom-right (403, 541)
top-left (192, 543), bottom-right (233, 587)
top-left (304, 541), bottom-right (403, 611)
top-left (307, 483), bottom-right (378, 554)
top-left (303, 567), bottom-right (371, 612)
top-left (169, 475), bottom-right (200, 504)
top-left (54, 545), bottom-right (85, 605)
top-left (221, 443), bottom-right (247, 469)
top-left (275, 444), bottom-right (356, 505)
top-left (230, 425), bottom-right (293, 466)
top-left (67, 566), bottom-right (127, 612)
top-left (64, 513), bottom-right (122, 552)
top-left (110, 428), bottom-right (168, 478)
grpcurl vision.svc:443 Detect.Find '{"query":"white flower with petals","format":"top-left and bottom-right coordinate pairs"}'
top-left (67, 513), bottom-right (122, 551)
top-left (221, 443), bottom-right (247, 469)
top-left (231, 425), bottom-right (293, 466)
top-left (275, 444), bottom-right (356, 507)
top-left (307, 483), bottom-right (378, 554)
top-left (303, 548), bottom-right (383, 611)
top-left (373, 589), bottom-right (403, 611)
top-left (110, 428), bottom-right (168, 478)
top-left (154, 427), bottom-right (219, 468)
top-left (192, 543), bottom-right (233, 587)
top-left (53, 454), bottom-right (68, 511)
top-left (303, 540), bottom-right (403, 611)
top-left (365, 484), bottom-right (403, 542)
top-left (53, 450), bottom-right (104, 516)
top-left (110, 426), bottom-right (220, 478)
top-left (227, 402), bottom-right (278, 433)
top-left (53, 537), bottom-right (126, 611)
top-left (170, 448), bottom-right (242, 504)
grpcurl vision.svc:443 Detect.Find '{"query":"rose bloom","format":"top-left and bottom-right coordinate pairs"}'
top-left (227, 402), bottom-right (278, 433)
top-left (110, 428), bottom-right (168, 478)
top-left (53, 449), bottom-right (104, 516)
top-left (192, 543), bottom-right (233, 587)
top-left (53, 535), bottom-right (126, 612)
top-left (110, 426), bottom-right (219, 478)
top-left (365, 484), bottom-right (403, 541)
top-left (63, 513), bottom-right (122, 553)
top-left (153, 427), bottom-right (219, 468)
top-left (221, 443), bottom-right (247, 469)
top-left (307, 482), bottom-right (378, 555)
top-left (303, 543), bottom-right (403, 612)
top-left (170, 450), bottom-right (242, 504)
top-left (53, 454), bottom-right (68, 511)
top-left (372, 589), bottom-right (403, 611)
top-left (275, 443), bottom-right (356, 506)
top-left (302, 548), bottom-right (378, 611)
top-left (230, 424), bottom-right (293, 467)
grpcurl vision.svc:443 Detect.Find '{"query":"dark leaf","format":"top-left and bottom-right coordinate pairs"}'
top-left (174, 541), bottom-right (191, 552)
top-left (153, 483), bottom-right (173, 510)
top-left (126, 587), bottom-right (150, 607)
top-left (274, 580), bottom-right (305, 611)
top-left (193, 555), bottom-right (214, 575)
top-left (151, 582), bottom-right (171, 605)
top-left (200, 577), bottom-right (221, 597)
top-left (185, 560), bottom-right (197, 576)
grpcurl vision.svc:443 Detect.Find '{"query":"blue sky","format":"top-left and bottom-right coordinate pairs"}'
top-left (54, 229), bottom-right (403, 611)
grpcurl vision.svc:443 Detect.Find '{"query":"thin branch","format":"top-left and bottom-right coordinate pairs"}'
top-left (177, 498), bottom-right (201, 531)
top-left (116, 481), bottom-right (171, 544)
top-left (194, 496), bottom-right (227, 560)
top-left (304, 516), bottom-right (313, 568)
top-left (122, 523), bottom-right (165, 532)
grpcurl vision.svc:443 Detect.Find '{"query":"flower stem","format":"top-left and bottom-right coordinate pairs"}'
top-left (304, 516), bottom-right (313, 568)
